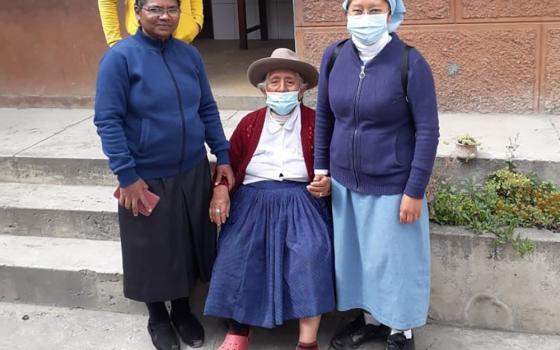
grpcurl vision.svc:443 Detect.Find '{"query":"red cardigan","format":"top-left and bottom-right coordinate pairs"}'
top-left (228, 105), bottom-right (316, 192)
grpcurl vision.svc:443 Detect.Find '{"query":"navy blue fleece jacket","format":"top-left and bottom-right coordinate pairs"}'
top-left (94, 29), bottom-right (229, 187)
top-left (314, 34), bottom-right (439, 199)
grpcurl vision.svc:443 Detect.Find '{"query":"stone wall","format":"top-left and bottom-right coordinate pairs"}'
top-left (295, 0), bottom-right (560, 114)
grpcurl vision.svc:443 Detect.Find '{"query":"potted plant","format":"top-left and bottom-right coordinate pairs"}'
top-left (455, 134), bottom-right (479, 159)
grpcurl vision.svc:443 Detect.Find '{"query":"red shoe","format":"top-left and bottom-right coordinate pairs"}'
top-left (217, 331), bottom-right (250, 350)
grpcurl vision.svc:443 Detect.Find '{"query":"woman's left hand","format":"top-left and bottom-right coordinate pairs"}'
top-left (214, 164), bottom-right (235, 191)
top-left (399, 194), bottom-right (423, 224)
top-left (209, 185), bottom-right (230, 225)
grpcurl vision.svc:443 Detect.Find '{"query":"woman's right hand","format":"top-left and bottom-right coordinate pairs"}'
top-left (118, 179), bottom-right (149, 217)
top-left (214, 164), bottom-right (235, 191)
top-left (307, 175), bottom-right (331, 198)
top-left (209, 185), bottom-right (230, 225)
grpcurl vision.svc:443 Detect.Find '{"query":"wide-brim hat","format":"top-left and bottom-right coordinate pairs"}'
top-left (247, 48), bottom-right (319, 89)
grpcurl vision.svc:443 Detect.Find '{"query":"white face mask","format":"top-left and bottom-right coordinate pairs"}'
top-left (265, 91), bottom-right (300, 116)
top-left (347, 13), bottom-right (389, 46)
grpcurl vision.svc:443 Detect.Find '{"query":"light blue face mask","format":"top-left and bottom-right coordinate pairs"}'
top-left (265, 91), bottom-right (300, 116)
top-left (347, 13), bottom-right (388, 46)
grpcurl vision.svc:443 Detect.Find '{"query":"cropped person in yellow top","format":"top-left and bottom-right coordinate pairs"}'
top-left (98, 0), bottom-right (203, 46)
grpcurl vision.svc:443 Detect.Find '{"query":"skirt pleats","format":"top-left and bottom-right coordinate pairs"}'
top-left (204, 181), bottom-right (335, 328)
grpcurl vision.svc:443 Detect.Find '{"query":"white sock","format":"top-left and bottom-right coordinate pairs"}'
top-left (391, 329), bottom-right (413, 339)
top-left (363, 312), bottom-right (381, 326)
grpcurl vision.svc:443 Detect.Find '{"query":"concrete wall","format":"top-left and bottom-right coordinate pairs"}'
top-left (0, 0), bottom-right (108, 107)
top-left (294, 0), bottom-right (560, 114)
top-left (2, 1), bottom-right (559, 112)
top-left (0, 0), bottom-right (294, 108)
top-left (430, 225), bottom-right (560, 335)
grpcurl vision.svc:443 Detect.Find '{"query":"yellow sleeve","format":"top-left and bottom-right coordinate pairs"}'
top-left (173, 0), bottom-right (204, 43)
top-left (98, 0), bottom-right (123, 47)
top-left (190, 0), bottom-right (204, 29)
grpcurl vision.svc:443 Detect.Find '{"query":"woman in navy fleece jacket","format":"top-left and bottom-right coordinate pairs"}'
top-left (94, 0), bottom-right (233, 349)
top-left (313, 1), bottom-right (439, 350)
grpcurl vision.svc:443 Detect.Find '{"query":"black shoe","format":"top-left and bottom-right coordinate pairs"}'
top-left (330, 315), bottom-right (390, 350)
top-left (386, 332), bottom-right (415, 350)
top-left (147, 320), bottom-right (180, 350)
top-left (171, 312), bottom-right (205, 348)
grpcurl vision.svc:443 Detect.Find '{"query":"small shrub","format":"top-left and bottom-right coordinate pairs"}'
top-left (429, 167), bottom-right (560, 257)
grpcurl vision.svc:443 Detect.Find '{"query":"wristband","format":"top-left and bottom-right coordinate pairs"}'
top-left (214, 176), bottom-right (229, 188)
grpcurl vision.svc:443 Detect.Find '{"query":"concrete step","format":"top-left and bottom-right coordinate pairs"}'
top-left (2, 302), bottom-right (560, 350)
top-left (1, 109), bottom-right (559, 186)
top-left (0, 182), bottom-right (118, 240)
top-left (0, 156), bottom-right (114, 186)
top-left (0, 234), bottom-right (140, 313)
top-left (0, 108), bottom-right (250, 186)
top-left (1, 227), bottom-right (560, 334)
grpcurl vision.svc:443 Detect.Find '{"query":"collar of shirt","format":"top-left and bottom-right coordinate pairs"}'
top-left (266, 105), bottom-right (301, 134)
top-left (352, 30), bottom-right (392, 63)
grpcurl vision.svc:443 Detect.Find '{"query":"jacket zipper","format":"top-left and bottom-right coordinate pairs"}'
top-left (160, 44), bottom-right (186, 174)
top-left (351, 65), bottom-right (366, 190)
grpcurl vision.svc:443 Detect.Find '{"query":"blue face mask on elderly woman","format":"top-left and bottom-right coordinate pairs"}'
top-left (346, 13), bottom-right (389, 46)
top-left (265, 91), bottom-right (300, 116)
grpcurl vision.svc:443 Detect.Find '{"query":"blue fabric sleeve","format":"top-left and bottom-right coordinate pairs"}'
top-left (93, 50), bottom-right (140, 187)
top-left (404, 49), bottom-right (440, 199)
top-left (194, 48), bottom-right (230, 165)
top-left (314, 43), bottom-right (338, 171)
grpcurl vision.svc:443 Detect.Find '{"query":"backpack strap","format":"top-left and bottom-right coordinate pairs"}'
top-left (326, 39), bottom-right (349, 76)
top-left (401, 45), bottom-right (413, 103)
top-left (327, 41), bottom-right (413, 110)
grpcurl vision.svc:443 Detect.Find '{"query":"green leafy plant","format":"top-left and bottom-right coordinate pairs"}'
top-left (429, 168), bottom-right (559, 257)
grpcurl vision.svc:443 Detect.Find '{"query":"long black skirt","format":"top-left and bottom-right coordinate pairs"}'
top-left (118, 159), bottom-right (216, 302)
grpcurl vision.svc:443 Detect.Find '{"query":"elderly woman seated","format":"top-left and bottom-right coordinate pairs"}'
top-left (204, 49), bottom-right (335, 350)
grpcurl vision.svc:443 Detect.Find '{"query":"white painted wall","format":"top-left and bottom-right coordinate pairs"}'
top-left (211, 0), bottom-right (294, 40)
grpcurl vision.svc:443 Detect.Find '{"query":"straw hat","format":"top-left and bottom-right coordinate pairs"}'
top-left (247, 48), bottom-right (319, 89)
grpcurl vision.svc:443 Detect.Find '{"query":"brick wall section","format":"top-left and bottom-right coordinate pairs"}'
top-left (295, 0), bottom-right (560, 114)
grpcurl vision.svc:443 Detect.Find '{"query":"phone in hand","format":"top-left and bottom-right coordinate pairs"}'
top-left (113, 187), bottom-right (160, 216)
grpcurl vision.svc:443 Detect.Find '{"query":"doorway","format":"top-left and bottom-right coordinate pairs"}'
top-left (194, 0), bottom-right (296, 109)
top-left (198, 0), bottom-right (214, 39)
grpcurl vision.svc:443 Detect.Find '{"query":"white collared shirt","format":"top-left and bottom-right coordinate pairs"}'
top-left (244, 107), bottom-right (309, 185)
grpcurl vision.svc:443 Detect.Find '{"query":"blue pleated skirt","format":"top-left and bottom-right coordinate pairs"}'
top-left (331, 178), bottom-right (431, 330)
top-left (204, 181), bottom-right (335, 328)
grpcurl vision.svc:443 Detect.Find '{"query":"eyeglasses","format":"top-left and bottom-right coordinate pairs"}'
top-left (142, 6), bottom-right (181, 17)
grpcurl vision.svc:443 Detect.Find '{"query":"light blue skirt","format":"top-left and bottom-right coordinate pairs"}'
top-left (331, 178), bottom-right (431, 330)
